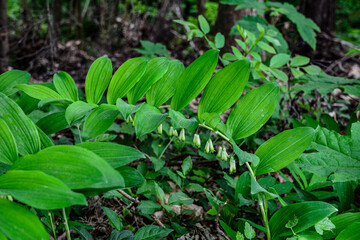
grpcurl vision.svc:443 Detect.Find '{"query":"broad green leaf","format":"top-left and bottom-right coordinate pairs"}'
top-left (234, 172), bottom-right (252, 205)
top-left (116, 98), bottom-right (143, 120)
top-left (127, 57), bottom-right (169, 104)
top-left (36, 111), bottom-right (68, 135)
top-left (169, 109), bottom-right (198, 131)
top-left (109, 230), bottom-right (134, 240)
top-left (107, 57), bottom-right (148, 104)
top-left (257, 41), bottom-right (276, 54)
top-left (215, 33), bottom-right (225, 49)
top-left (254, 127), bottom-right (315, 175)
top-left (198, 15), bottom-right (210, 34)
top-left (270, 68), bottom-right (289, 81)
top-left (0, 119), bottom-right (18, 164)
top-left (151, 157), bottom-right (165, 171)
top-left (53, 71), bottom-right (78, 101)
top-left (117, 166), bottom-right (145, 188)
top-left (245, 222), bottom-right (256, 239)
top-left (270, 53), bottom-right (290, 68)
top-left (226, 83), bottom-right (280, 140)
top-left (231, 140), bottom-right (259, 166)
top-left (38, 98), bottom-right (72, 108)
top-left (181, 156), bottom-right (192, 175)
top-left (65, 101), bottom-right (97, 126)
top-left (269, 201), bottom-right (337, 238)
top-left (336, 181), bottom-right (354, 211)
top-left (147, 60), bottom-right (184, 107)
top-left (0, 170), bottom-right (87, 209)
top-left (290, 56), bottom-right (310, 67)
top-left (11, 145), bottom-right (125, 190)
top-left (296, 126), bottom-right (360, 182)
top-left (219, 220), bottom-right (237, 240)
top-left (77, 142), bottom-right (145, 168)
top-left (0, 70), bottom-right (30, 96)
top-left (346, 49), bottom-right (360, 55)
top-left (198, 60), bottom-right (251, 120)
top-left (302, 65), bottom-right (322, 75)
top-left (134, 103), bottom-right (167, 137)
top-left (171, 49), bottom-right (219, 111)
top-left (16, 84), bottom-right (61, 100)
top-left (173, 19), bottom-right (197, 28)
top-left (336, 222), bottom-right (360, 240)
top-left (134, 225), bottom-right (173, 240)
top-left (85, 56), bottom-right (113, 104)
top-left (168, 192), bottom-right (193, 205)
top-left (16, 92), bottom-right (39, 114)
top-left (314, 217), bottom-right (335, 235)
top-left (36, 126), bottom-right (54, 148)
top-left (0, 199), bottom-right (49, 240)
top-left (201, 112), bottom-right (227, 134)
top-left (323, 213), bottom-right (360, 239)
top-left (138, 200), bottom-right (161, 215)
top-left (82, 104), bottom-right (119, 140)
top-left (0, 92), bottom-right (41, 155)
top-left (101, 206), bottom-right (123, 231)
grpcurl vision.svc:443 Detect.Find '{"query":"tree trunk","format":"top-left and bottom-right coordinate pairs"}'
top-left (299, 0), bottom-right (336, 35)
top-left (197, 0), bottom-right (206, 17)
top-left (0, 0), bottom-right (9, 73)
top-left (52, 0), bottom-right (62, 40)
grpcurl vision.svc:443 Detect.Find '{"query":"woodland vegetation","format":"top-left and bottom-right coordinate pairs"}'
top-left (0, 0), bottom-right (360, 240)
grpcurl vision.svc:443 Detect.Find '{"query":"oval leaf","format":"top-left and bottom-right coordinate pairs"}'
top-left (36, 111), bottom-right (68, 135)
top-left (147, 60), bottom-right (184, 107)
top-left (134, 103), bottom-right (167, 137)
top-left (336, 222), bottom-right (360, 240)
top-left (226, 83), bottom-right (280, 140)
top-left (269, 201), bottom-right (337, 238)
top-left (0, 119), bottom-right (18, 164)
top-left (65, 101), bottom-right (97, 126)
top-left (134, 225), bottom-right (173, 240)
top-left (10, 145), bottom-right (125, 190)
top-left (0, 70), bottom-right (30, 96)
top-left (0, 170), bottom-right (87, 209)
top-left (198, 60), bottom-right (251, 120)
top-left (127, 57), bottom-right (169, 104)
top-left (0, 199), bottom-right (49, 240)
top-left (53, 71), bottom-right (79, 101)
top-left (82, 104), bottom-right (119, 140)
top-left (85, 56), bottom-right (113, 104)
top-left (16, 84), bottom-right (61, 100)
top-left (171, 49), bottom-right (218, 111)
top-left (253, 127), bottom-right (315, 175)
top-left (77, 142), bottom-right (145, 168)
top-left (0, 92), bottom-right (41, 155)
top-left (107, 57), bottom-right (148, 104)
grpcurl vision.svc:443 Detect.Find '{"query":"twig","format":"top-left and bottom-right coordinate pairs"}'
top-left (325, 53), bottom-right (358, 73)
top-left (215, 201), bottom-right (230, 240)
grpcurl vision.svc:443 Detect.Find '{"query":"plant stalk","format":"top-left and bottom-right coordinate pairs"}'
top-left (62, 208), bottom-right (71, 240)
top-left (48, 211), bottom-right (57, 240)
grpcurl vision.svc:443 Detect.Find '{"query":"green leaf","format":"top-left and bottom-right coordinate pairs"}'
top-left (77, 142), bottom-right (145, 168)
top-left (53, 71), bottom-right (79, 101)
top-left (296, 126), bottom-right (360, 182)
top-left (36, 111), bottom-right (68, 135)
top-left (270, 54), bottom-right (290, 68)
top-left (117, 166), bottom-right (145, 188)
top-left (226, 83), bottom-right (280, 140)
top-left (285, 215), bottom-right (299, 229)
top-left (16, 84), bottom-right (62, 100)
top-left (82, 104), bottom-right (119, 140)
top-left (36, 126), bottom-right (54, 148)
top-left (151, 157), bottom-right (165, 172)
top-left (169, 109), bottom-right (198, 131)
top-left (134, 103), bottom-right (167, 137)
top-left (302, 65), bottom-right (322, 75)
top-left (127, 57), bottom-right (169, 104)
top-left (336, 222), bottom-right (360, 240)
top-left (109, 230), bottom-right (134, 240)
top-left (198, 60), bottom-right (251, 120)
top-left (254, 127), bottom-right (315, 175)
top-left (171, 49), bottom-right (219, 111)
top-left (0, 92), bottom-right (41, 155)
top-left (346, 49), bottom-right (360, 55)
top-left (198, 15), bottom-right (210, 34)
top-left (290, 56), bottom-right (310, 67)
top-left (0, 70), bottom-right (30, 96)
top-left (215, 33), bottom-right (225, 49)
top-left (173, 19), bottom-right (197, 28)
top-left (11, 145), bottom-right (125, 190)
top-left (168, 192), bottom-right (193, 205)
top-left (269, 201), bottom-right (338, 238)
top-left (146, 60), bottom-right (184, 107)
top-left (107, 57), bottom-right (148, 104)
top-left (101, 206), bottom-right (123, 231)
top-left (323, 213), bottom-right (360, 239)
top-left (181, 156), bottom-right (192, 175)
top-left (0, 170), bottom-right (87, 209)
top-left (219, 220), bottom-right (237, 240)
top-left (245, 222), bottom-right (256, 239)
top-left (134, 225), bottom-right (173, 240)
top-left (65, 101), bottom-right (97, 126)
top-left (0, 199), bottom-right (49, 240)
top-left (314, 217), bottom-right (335, 235)
top-left (257, 41), bottom-right (276, 54)
top-left (116, 98), bottom-right (143, 120)
top-left (85, 56), bottom-right (113, 104)
top-left (0, 119), bottom-right (18, 164)
top-left (270, 68), bottom-right (289, 81)
top-left (138, 200), bottom-right (161, 215)
top-left (232, 141), bottom-right (260, 166)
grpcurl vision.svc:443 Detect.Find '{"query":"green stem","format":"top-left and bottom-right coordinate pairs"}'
top-left (76, 125), bottom-right (82, 143)
top-left (62, 208), bottom-right (71, 240)
top-left (199, 123), bottom-right (230, 142)
top-left (48, 211), bottom-right (57, 240)
top-left (159, 137), bottom-right (174, 159)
